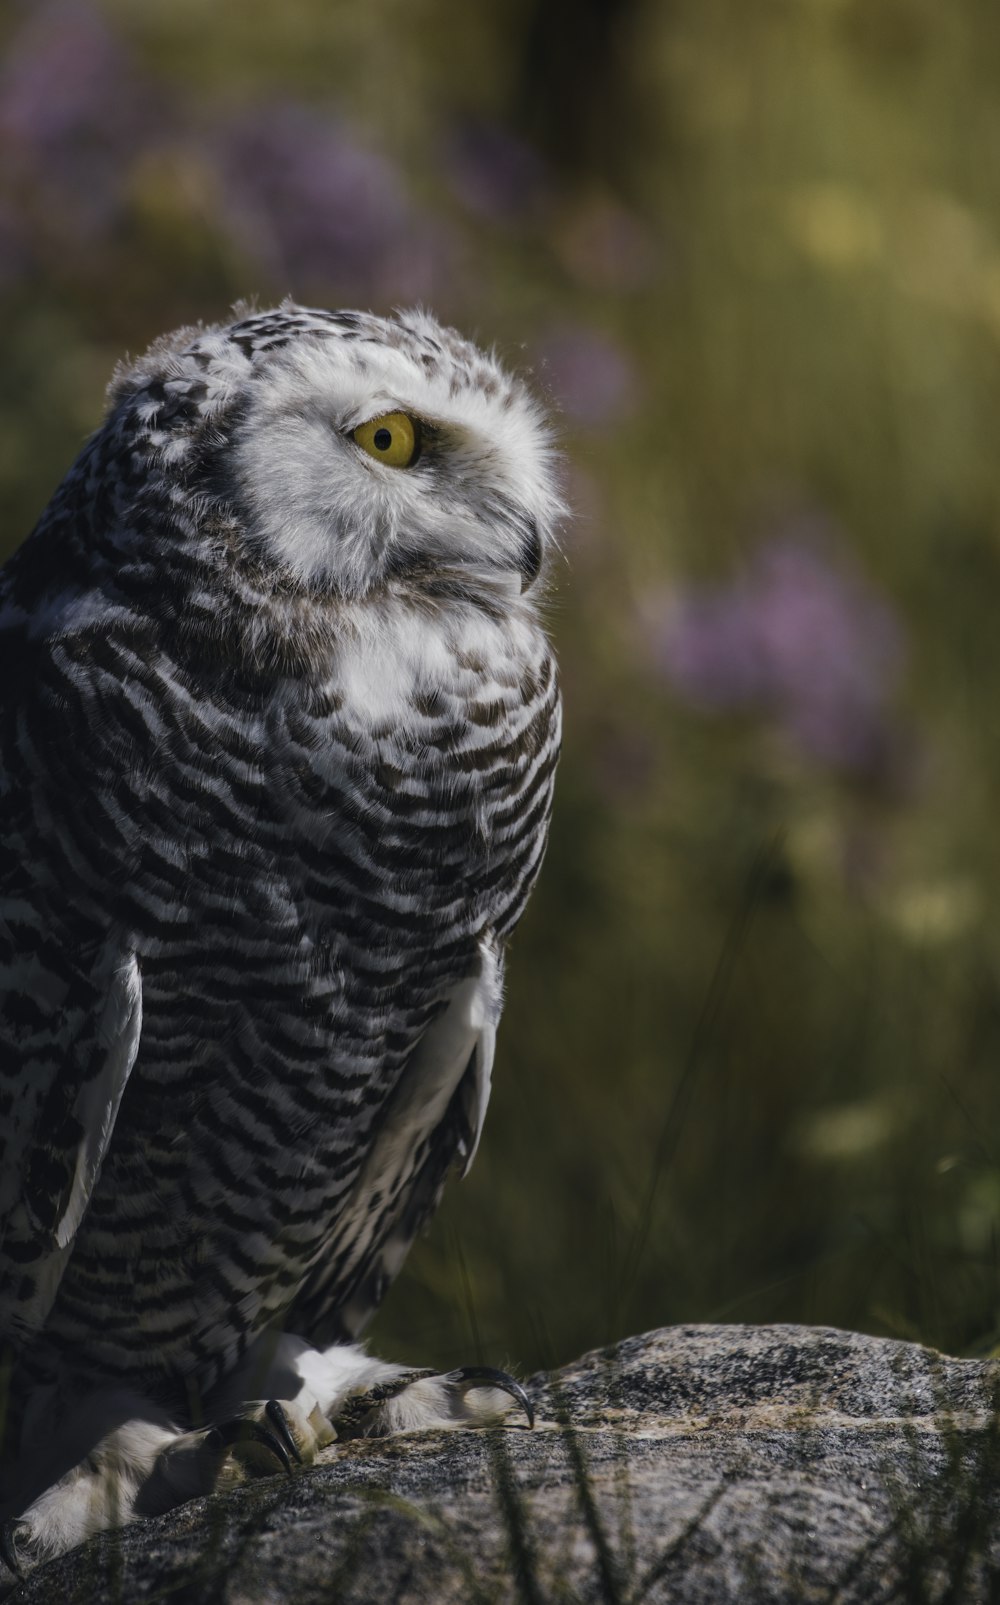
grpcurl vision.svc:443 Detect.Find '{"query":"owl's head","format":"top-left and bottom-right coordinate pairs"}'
top-left (108, 303), bottom-right (563, 605)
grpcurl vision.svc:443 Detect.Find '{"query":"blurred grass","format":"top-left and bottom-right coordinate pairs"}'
top-left (3, 0), bottom-right (1000, 1376)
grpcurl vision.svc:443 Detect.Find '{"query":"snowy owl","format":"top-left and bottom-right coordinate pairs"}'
top-left (0, 303), bottom-right (562, 1583)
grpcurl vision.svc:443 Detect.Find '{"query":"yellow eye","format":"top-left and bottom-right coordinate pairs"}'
top-left (352, 411), bottom-right (421, 468)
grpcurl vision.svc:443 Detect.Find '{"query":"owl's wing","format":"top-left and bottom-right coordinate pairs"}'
top-left (288, 942), bottom-right (502, 1343)
top-left (0, 941), bottom-right (142, 1341)
top-left (0, 589), bottom-right (144, 1342)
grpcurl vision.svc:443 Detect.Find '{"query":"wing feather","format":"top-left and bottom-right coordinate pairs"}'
top-left (0, 945), bottom-right (142, 1338)
top-left (0, 575), bottom-right (145, 1342)
top-left (289, 939), bottom-right (503, 1341)
top-left (54, 949), bottom-right (142, 1251)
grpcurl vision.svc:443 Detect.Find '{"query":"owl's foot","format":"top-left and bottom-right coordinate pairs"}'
top-left (139, 1396), bottom-right (334, 1513)
top-left (221, 1333), bottom-right (534, 1445)
top-left (332, 1363), bottom-right (535, 1439)
top-left (0, 1409), bottom-right (179, 1594)
top-left (0, 1344), bottom-right (535, 1590)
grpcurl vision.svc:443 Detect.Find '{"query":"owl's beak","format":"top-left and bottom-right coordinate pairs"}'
top-left (518, 520), bottom-right (542, 590)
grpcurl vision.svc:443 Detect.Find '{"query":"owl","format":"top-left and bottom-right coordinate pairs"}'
top-left (0, 302), bottom-right (562, 1583)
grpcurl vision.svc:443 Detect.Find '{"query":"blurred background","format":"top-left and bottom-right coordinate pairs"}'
top-left (3, 0), bottom-right (1000, 1376)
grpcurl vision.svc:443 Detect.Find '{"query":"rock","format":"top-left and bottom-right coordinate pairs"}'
top-left (13, 1324), bottom-right (1000, 1603)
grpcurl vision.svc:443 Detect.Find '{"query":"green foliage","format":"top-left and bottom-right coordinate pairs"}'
top-left (3, 0), bottom-right (1000, 1377)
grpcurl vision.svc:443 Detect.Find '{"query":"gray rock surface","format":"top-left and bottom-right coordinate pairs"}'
top-left (13, 1323), bottom-right (1000, 1603)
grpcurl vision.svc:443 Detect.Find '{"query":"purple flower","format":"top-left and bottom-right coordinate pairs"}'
top-left (644, 524), bottom-right (908, 779)
top-left (0, 2), bottom-right (151, 242)
top-left (536, 323), bottom-right (638, 429)
top-left (216, 104), bottom-right (450, 301)
top-left (445, 119), bottom-right (550, 224)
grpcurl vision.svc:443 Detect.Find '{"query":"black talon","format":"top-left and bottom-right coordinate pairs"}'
top-left (450, 1365), bottom-right (535, 1429)
top-left (207, 1413), bottom-right (293, 1472)
top-left (265, 1399), bottom-right (303, 1465)
top-left (0, 1519), bottom-right (25, 1579)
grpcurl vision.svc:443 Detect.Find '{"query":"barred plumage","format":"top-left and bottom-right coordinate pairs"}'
top-left (0, 304), bottom-right (561, 1578)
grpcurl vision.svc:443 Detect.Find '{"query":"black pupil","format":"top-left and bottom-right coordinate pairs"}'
top-left (373, 427), bottom-right (393, 451)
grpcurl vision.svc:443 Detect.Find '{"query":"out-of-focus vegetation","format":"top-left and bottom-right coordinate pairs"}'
top-left (3, 0), bottom-right (1000, 1377)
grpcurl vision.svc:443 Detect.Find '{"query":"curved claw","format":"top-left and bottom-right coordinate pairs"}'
top-left (449, 1365), bottom-right (535, 1429)
top-left (0, 1520), bottom-right (24, 1580)
top-left (265, 1399), bottom-right (303, 1465)
top-left (206, 1412), bottom-right (293, 1473)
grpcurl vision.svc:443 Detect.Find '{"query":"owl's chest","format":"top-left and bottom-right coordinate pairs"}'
top-left (107, 599), bottom-right (558, 995)
top-left (265, 607), bottom-right (560, 935)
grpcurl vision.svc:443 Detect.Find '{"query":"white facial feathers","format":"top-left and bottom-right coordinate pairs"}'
top-left (145, 305), bottom-right (567, 598)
